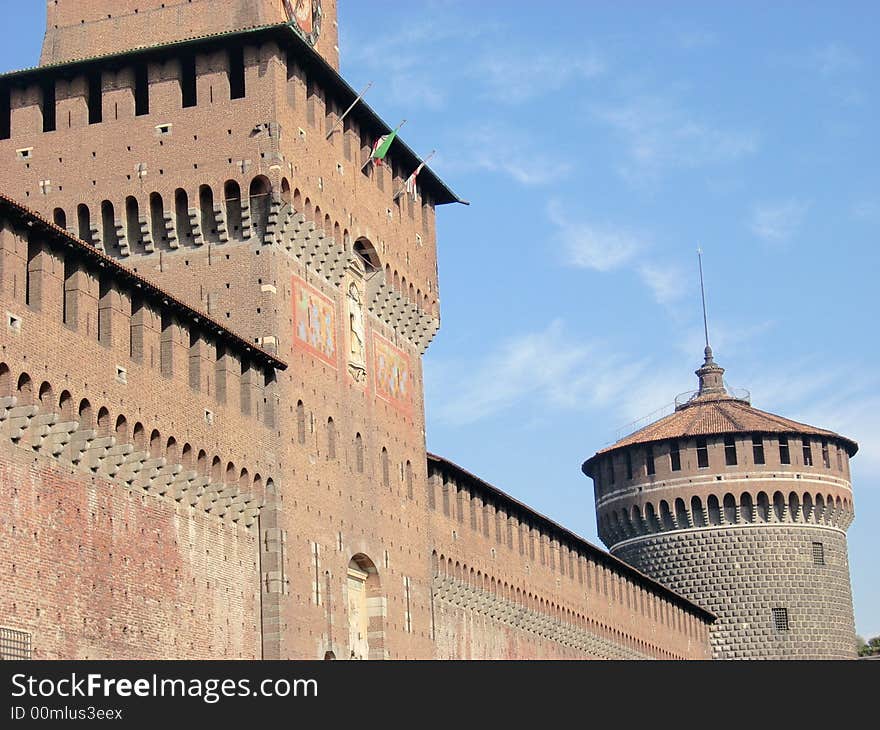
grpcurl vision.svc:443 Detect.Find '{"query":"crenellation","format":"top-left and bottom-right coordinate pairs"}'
top-left (0, 3), bottom-right (719, 662)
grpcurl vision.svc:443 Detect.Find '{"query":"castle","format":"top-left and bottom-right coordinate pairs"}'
top-left (0, 1), bottom-right (855, 660)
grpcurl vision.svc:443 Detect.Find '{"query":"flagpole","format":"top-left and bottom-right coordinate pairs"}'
top-left (393, 150), bottom-right (436, 200)
top-left (360, 119), bottom-right (407, 172)
top-left (326, 81), bottom-right (373, 140)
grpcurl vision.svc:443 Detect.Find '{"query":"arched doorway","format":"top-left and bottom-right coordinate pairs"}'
top-left (347, 554), bottom-right (384, 660)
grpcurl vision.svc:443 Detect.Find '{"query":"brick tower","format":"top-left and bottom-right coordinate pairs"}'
top-left (0, 2), bottom-right (718, 661)
top-left (582, 347), bottom-right (859, 659)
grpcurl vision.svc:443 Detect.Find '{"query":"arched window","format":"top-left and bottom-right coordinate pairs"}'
top-left (723, 493), bottom-right (738, 523)
top-left (674, 498), bottom-right (689, 529)
top-left (199, 185), bottom-right (219, 243)
top-left (659, 500), bottom-right (674, 530)
top-left (249, 176), bottom-right (271, 240)
top-left (707, 494), bottom-right (721, 525)
top-left (16, 373), bottom-right (34, 406)
top-left (53, 208), bottom-right (67, 229)
top-left (101, 200), bottom-right (118, 254)
top-left (740, 492), bottom-right (754, 522)
top-left (353, 238), bottom-right (380, 272)
top-left (772, 491), bottom-right (786, 522)
top-left (224, 180), bottom-right (243, 236)
top-left (149, 192), bottom-right (166, 248)
top-left (125, 196), bottom-right (143, 253)
top-left (691, 496), bottom-right (705, 527)
top-left (756, 492), bottom-right (770, 522)
top-left (175, 188), bottom-right (194, 246)
top-left (355, 433), bottom-right (364, 473)
top-left (77, 204), bottom-right (92, 243)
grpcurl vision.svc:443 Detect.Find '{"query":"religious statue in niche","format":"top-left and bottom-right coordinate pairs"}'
top-left (347, 280), bottom-right (367, 383)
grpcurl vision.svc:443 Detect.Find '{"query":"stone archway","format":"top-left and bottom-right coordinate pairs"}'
top-left (347, 554), bottom-right (385, 660)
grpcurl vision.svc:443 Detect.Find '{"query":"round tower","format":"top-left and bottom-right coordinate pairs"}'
top-left (582, 348), bottom-right (858, 659)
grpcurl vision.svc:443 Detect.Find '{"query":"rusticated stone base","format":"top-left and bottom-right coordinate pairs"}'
top-left (613, 526), bottom-right (856, 659)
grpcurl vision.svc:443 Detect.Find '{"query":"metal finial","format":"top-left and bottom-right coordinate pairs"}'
top-left (697, 248), bottom-right (711, 356)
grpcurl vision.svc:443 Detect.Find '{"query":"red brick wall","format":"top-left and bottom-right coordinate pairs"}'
top-left (0, 448), bottom-right (260, 659)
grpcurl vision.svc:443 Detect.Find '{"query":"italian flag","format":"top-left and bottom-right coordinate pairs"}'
top-left (370, 127), bottom-right (400, 166)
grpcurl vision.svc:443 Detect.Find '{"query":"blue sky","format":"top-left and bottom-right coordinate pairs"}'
top-left (2, 1), bottom-right (877, 639)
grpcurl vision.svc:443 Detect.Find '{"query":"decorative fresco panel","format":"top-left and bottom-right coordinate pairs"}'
top-left (373, 332), bottom-right (413, 412)
top-left (292, 275), bottom-right (337, 368)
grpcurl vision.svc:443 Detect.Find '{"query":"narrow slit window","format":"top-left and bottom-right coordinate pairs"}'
top-left (779, 436), bottom-right (791, 465)
top-left (752, 435), bottom-right (765, 464)
top-left (42, 81), bottom-right (56, 132)
top-left (670, 441), bottom-right (681, 472)
top-left (87, 73), bottom-right (102, 124)
top-left (696, 437), bottom-right (709, 468)
top-left (724, 435), bottom-right (737, 466)
top-left (229, 47), bottom-right (246, 99)
top-left (180, 55), bottom-right (197, 108)
top-left (134, 64), bottom-right (149, 116)
top-left (646, 445), bottom-right (655, 476)
top-left (821, 440), bottom-right (830, 469)
top-left (802, 437), bottom-right (813, 467)
top-left (837, 445), bottom-right (843, 471)
top-left (0, 86), bottom-right (10, 140)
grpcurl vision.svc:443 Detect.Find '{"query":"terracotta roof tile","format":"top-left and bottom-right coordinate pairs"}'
top-left (591, 395), bottom-right (857, 459)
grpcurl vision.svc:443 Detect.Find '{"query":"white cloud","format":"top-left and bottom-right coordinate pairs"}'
top-left (444, 125), bottom-right (572, 186)
top-left (547, 201), bottom-right (644, 272)
top-left (749, 199), bottom-right (809, 243)
top-left (637, 263), bottom-right (687, 307)
top-left (477, 51), bottom-right (605, 104)
top-left (745, 360), bottom-right (880, 470)
top-left (592, 95), bottom-right (758, 183)
top-left (547, 204), bottom-right (691, 310)
top-left (425, 320), bottom-right (688, 429)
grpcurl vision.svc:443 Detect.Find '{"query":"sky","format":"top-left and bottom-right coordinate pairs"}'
top-left (1, 1), bottom-right (877, 639)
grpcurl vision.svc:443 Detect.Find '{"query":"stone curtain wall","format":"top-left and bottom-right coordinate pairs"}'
top-left (431, 575), bottom-right (652, 660)
top-left (614, 527), bottom-right (856, 659)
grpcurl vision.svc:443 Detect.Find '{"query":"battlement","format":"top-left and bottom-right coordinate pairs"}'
top-left (0, 25), bottom-right (454, 321)
top-left (426, 454), bottom-right (713, 660)
top-left (0, 195), bottom-right (283, 526)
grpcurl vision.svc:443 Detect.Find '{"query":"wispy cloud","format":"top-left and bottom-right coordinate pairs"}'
top-left (445, 125), bottom-right (572, 186)
top-left (591, 95), bottom-right (758, 183)
top-left (749, 199), bottom-right (810, 243)
top-left (547, 201), bottom-right (644, 271)
top-left (547, 203), bottom-right (692, 309)
top-left (637, 263), bottom-right (687, 307)
top-left (343, 19), bottom-right (491, 110)
top-left (746, 358), bottom-right (880, 470)
top-left (477, 51), bottom-right (605, 104)
top-left (426, 320), bottom-right (688, 429)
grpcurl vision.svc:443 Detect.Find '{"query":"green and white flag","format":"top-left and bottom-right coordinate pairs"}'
top-left (369, 121), bottom-right (405, 167)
